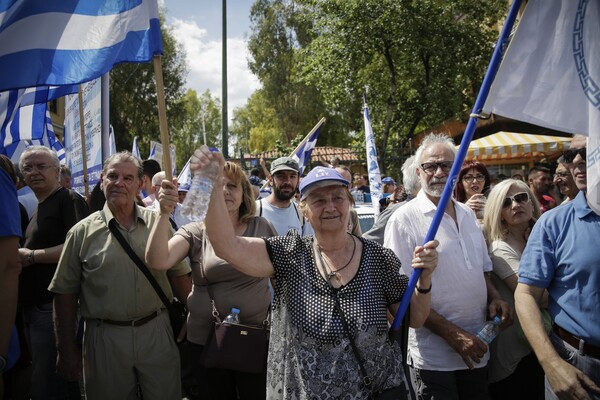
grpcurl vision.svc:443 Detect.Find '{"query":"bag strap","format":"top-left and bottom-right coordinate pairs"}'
top-left (331, 290), bottom-right (373, 390)
top-left (108, 219), bottom-right (172, 311)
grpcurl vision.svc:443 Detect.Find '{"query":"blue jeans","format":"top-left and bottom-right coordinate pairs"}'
top-left (22, 302), bottom-right (69, 400)
top-left (545, 332), bottom-right (600, 400)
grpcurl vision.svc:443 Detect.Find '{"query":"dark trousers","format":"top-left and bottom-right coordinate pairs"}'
top-left (409, 366), bottom-right (490, 400)
top-left (488, 352), bottom-right (544, 400)
top-left (186, 340), bottom-right (266, 400)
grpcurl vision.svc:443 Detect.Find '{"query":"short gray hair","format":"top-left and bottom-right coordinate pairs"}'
top-left (102, 151), bottom-right (143, 179)
top-left (19, 145), bottom-right (60, 170)
top-left (401, 155), bottom-right (420, 195)
top-left (414, 133), bottom-right (457, 165)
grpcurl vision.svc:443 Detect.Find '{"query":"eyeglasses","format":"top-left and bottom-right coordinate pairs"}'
top-left (554, 172), bottom-right (571, 179)
top-left (502, 192), bottom-right (530, 208)
top-left (463, 174), bottom-right (485, 183)
top-left (22, 163), bottom-right (53, 174)
top-left (420, 161), bottom-right (453, 175)
top-left (563, 147), bottom-right (586, 163)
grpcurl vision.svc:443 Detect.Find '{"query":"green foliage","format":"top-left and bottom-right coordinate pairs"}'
top-left (109, 13), bottom-right (187, 166)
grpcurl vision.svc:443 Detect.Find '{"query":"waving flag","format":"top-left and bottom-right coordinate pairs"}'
top-left (0, 0), bottom-right (163, 91)
top-left (132, 136), bottom-right (141, 159)
top-left (291, 117), bottom-right (325, 175)
top-left (177, 157), bottom-right (192, 191)
top-left (482, 0), bottom-right (600, 213)
top-left (363, 103), bottom-right (382, 217)
top-left (108, 125), bottom-right (117, 156)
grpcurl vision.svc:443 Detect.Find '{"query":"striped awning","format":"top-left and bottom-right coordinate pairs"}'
top-left (460, 131), bottom-right (571, 162)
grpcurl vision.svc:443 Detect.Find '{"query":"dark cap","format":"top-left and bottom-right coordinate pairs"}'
top-left (299, 167), bottom-right (349, 200)
top-left (270, 157), bottom-right (299, 174)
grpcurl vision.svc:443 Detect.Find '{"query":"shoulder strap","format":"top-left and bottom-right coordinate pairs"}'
top-left (292, 201), bottom-right (305, 229)
top-left (107, 219), bottom-right (172, 310)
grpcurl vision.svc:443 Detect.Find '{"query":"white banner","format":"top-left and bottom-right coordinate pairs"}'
top-left (64, 78), bottom-right (103, 195)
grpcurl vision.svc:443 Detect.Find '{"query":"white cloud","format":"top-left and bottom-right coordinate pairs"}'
top-left (169, 18), bottom-right (260, 118)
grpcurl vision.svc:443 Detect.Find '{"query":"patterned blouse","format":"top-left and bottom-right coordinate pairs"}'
top-left (264, 232), bottom-right (410, 399)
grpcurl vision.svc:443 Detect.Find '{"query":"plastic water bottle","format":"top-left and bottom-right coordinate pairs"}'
top-left (223, 308), bottom-right (240, 325)
top-left (180, 149), bottom-right (220, 222)
top-left (476, 315), bottom-right (502, 344)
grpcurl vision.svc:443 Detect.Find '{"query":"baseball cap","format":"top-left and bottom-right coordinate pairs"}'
top-left (270, 157), bottom-right (300, 174)
top-left (178, 183), bottom-right (190, 192)
top-left (299, 167), bottom-right (349, 200)
top-left (382, 177), bottom-right (396, 185)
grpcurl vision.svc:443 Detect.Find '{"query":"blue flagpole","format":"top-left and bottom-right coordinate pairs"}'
top-left (391, 0), bottom-right (524, 332)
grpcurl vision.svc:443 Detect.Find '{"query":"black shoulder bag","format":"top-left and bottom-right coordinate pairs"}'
top-left (108, 220), bottom-right (187, 339)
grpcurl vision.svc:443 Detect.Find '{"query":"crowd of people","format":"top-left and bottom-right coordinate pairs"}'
top-left (0, 132), bottom-right (598, 400)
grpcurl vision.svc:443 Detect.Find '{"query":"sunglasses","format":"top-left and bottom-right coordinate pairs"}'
top-left (420, 161), bottom-right (453, 175)
top-left (502, 192), bottom-right (530, 208)
top-left (563, 148), bottom-right (586, 163)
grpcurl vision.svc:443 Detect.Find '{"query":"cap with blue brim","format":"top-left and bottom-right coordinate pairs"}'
top-left (299, 167), bottom-right (349, 200)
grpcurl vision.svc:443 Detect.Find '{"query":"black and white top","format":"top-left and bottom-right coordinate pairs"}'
top-left (264, 232), bottom-right (410, 399)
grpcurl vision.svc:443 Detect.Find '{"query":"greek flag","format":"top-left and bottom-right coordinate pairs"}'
top-left (0, 0), bottom-right (163, 91)
top-left (132, 136), bottom-right (141, 159)
top-left (108, 125), bottom-right (117, 156)
top-left (482, 0), bottom-right (600, 213)
top-left (364, 104), bottom-right (382, 216)
top-left (291, 118), bottom-right (325, 175)
top-left (177, 158), bottom-right (192, 191)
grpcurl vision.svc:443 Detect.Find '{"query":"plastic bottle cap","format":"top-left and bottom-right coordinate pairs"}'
top-left (231, 307), bottom-right (240, 314)
top-left (493, 315), bottom-right (502, 324)
top-left (209, 147), bottom-right (219, 152)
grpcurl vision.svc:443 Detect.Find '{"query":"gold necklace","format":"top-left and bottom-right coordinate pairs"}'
top-left (315, 235), bottom-right (357, 281)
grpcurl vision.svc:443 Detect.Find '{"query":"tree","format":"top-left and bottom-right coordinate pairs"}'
top-left (109, 13), bottom-right (188, 160)
top-left (298, 0), bottom-right (506, 172)
top-left (171, 89), bottom-right (222, 168)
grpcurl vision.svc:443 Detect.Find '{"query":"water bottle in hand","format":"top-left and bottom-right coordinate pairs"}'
top-left (180, 148), bottom-right (220, 222)
top-left (223, 308), bottom-right (240, 325)
top-left (476, 315), bottom-right (502, 344)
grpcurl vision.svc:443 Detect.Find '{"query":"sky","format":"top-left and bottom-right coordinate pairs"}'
top-left (161, 0), bottom-right (259, 118)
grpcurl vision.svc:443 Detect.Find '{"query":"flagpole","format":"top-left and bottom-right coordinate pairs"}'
top-left (391, 0), bottom-right (524, 333)
top-left (153, 55), bottom-right (172, 180)
top-left (77, 85), bottom-right (90, 198)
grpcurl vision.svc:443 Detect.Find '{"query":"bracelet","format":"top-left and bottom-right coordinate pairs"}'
top-left (28, 250), bottom-right (35, 265)
top-left (416, 283), bottom-right (432, 294)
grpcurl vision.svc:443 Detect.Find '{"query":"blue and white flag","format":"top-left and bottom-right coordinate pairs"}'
top-left (177, 157), bottom-right (192, 191)
top-left (482, 0), bottom-right (600, 213)
top-left (132, 136), bottom-right (141, 159)
top-left (108, 125), bottom-right (117, 156)
top-left (0, 0), bottom-right (163, 91)
top-left (291, 117), bottom-right (325, 175)
top-left (363, 104), bottom-right (382, 216)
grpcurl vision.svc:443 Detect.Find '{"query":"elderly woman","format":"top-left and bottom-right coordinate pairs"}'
top-left (482, 179), bottom-right (545, 400)
top-left (165, 146), bottom-right (438, 399)
top-left (146, 161), bottom-right (277, 399)
top-left (455, 161), bottom-right (491, 220)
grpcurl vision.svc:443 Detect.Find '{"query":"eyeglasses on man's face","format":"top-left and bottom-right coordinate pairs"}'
top-left (22, 163), bottom-right (54, 174)
top-left (554, 172), bottom-right (571, 179)
top-left (502, 192), bottom-right (530, 208)
top-left (420, 161), bottom-right (453, 175)
top-left (462, 174), bottom-right (485, 183)
top-left (563, 147), bottom-right (586, 164)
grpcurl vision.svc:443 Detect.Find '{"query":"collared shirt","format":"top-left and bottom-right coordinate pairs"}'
top-left (49, 203), bottom-right (190, 321)
top-left (384, 190), bottom-right (492, 370)
top-left (519, 191), bottom-right (600, 347)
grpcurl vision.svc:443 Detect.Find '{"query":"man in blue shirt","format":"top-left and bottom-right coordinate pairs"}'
top-left (516, 134), bottom-right (600, 400)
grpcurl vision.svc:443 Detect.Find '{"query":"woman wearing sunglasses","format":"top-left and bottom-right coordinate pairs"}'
top-left (482, 179), bottom-right (545, 400)
top-left (455, 161), bottom-right (491, 221)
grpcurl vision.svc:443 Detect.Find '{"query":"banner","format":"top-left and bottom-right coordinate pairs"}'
top-left (64, 78), bottom-right (103, 194)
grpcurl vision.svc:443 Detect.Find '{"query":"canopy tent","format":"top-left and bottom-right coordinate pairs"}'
top-left (459, 131), bottom-right (571, 166)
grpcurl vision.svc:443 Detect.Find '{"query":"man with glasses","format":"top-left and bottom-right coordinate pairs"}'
top-left (256, 156), bottom-right (312, 235)
top-left (17, 146), bottom-right (89, 399)
top-left (384, 133), bottom-right (510, 400)
top-left (528, 165), bottom-right (557, 213)
top-left (516, 134), bottom-right (600, 399)
top-left (553, 156), bottom-right (580, 204)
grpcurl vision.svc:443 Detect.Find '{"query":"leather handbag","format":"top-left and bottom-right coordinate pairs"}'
top-left (108, 220), bottom-right (187, 338)
top-left (197, 233), bottom-right (270, 373)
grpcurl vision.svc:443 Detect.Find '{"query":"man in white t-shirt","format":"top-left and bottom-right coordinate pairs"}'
top-left (256, 157), bottom-right (312, 236)
top-left (384, 133), bottom-right (511, 400)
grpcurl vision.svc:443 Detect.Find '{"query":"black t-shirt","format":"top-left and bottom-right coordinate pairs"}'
top-left (20, 187), bottom-right (89, 306)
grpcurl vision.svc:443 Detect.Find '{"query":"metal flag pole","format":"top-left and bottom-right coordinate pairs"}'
top-left (391, 0), bottom-right (524, 333)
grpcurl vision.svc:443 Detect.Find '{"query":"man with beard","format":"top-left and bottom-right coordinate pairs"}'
top-left (256, 157), bottom-right (312, 235)
top-left (528, 165), bottom-right (557, 213)
top-left (384, 133), bottom-right (511, 400)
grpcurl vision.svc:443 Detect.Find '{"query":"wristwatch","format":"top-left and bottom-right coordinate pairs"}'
top-left (0, 355), bottom-right (7, 373)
